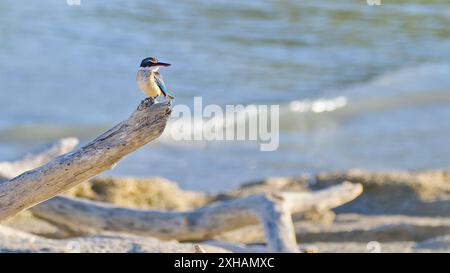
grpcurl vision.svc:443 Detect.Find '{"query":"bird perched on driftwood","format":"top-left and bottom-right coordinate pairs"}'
top-left (136, 57), bottom-right (174, 100)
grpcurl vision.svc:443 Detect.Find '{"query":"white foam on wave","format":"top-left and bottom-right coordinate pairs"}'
top-left (288, 96), bottom-right (347, 113)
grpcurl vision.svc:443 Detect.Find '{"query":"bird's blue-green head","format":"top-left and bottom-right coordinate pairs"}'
top-left (140, 57), bottom-right (171, 70)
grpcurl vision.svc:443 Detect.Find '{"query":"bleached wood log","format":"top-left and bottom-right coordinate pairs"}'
top-left (0, 138), bottom-right (79, 181)
top-left (0, 225), bottom-right (228, 253)
top-left (0, 98), bottom-right (172, 221)
top-left (203, 240), bottom-right (319, 253)
top-left (258, 193), bottom-right (298, 252)
top-left (31, 182), bottom-right (363, 252)
top-left (0, 125), bottom-right (362, 252)
top-left (194, 244), bottom-right (207, 253)
top-left (203, 240), bottom-right (267, 253)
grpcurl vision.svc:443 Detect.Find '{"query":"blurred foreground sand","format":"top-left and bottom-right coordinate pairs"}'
top-left (2, 169), bottom-right (450, 253)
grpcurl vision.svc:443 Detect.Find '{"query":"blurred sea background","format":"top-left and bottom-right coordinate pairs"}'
top-left (0, 0), bottom-right (449, 192)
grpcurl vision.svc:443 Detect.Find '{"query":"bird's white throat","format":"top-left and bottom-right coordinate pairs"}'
top-left (139, 66), bottom-right (159, 72)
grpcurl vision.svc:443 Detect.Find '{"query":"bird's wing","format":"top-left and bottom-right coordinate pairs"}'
top-left (153, 72), bottom-right (168, 94)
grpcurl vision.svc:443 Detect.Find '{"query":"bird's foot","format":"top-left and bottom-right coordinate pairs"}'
top-left (166, 94), bottom-right (175, 100)
top-left (137, 97), bottom-right (155, 111)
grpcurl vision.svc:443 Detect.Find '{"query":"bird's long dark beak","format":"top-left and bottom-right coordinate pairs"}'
top-left (155, 62), bottom-right (171, 67)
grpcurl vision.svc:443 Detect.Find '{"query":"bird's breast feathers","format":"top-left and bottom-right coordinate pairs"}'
top-left (136, 70), bottom-right (161, 97)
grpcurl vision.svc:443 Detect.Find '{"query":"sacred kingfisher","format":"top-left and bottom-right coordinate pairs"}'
top-left (136, 57), bottom-right (174, 100)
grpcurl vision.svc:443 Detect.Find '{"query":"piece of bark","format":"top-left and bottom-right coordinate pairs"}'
top-left (31, 182), bottom-right (363, 252)
top-left (0, 99), bottom-right (172, 221)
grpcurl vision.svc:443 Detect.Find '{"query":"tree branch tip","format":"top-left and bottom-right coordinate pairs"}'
top-left (341, 181), bottom-right (363, 194)
top-left (137, 98), bottom-right (172, 112)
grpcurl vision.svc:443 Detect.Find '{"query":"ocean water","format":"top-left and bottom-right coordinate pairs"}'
top-left (1, 0), bottom-right (449, 191)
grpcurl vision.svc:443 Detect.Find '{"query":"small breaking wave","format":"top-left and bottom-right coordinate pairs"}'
top-left (288, 96), bottom-right (347, 113)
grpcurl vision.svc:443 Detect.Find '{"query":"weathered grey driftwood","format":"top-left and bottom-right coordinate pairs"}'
top-left (0, 99), bottom-right (172, 221)
top-left (0, 138), bottom-right (79, 181)
top-left (203, 240), bottom-right (267, 253)
top-left (31, 182), bottom-right (363, 252)
top-left (0, 131), bottom-right (362, 252)
top-left (0, 225), bottom-right (228, 253)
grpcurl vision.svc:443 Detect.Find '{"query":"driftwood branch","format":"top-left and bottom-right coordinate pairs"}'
top-left (0, 99), bottom-right (172, 221)
top-left (0, 225), bottom-right (227, 253)
top-left (0, 138), bottom-right (79, 181)
top-left (0, 123), bottom-right (362, 252)
top-left (31, 182), bottom-right (362, 252)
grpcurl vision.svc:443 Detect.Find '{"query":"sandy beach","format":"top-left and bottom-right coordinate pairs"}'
top-left (2, 169), bottom-right (449, 253)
